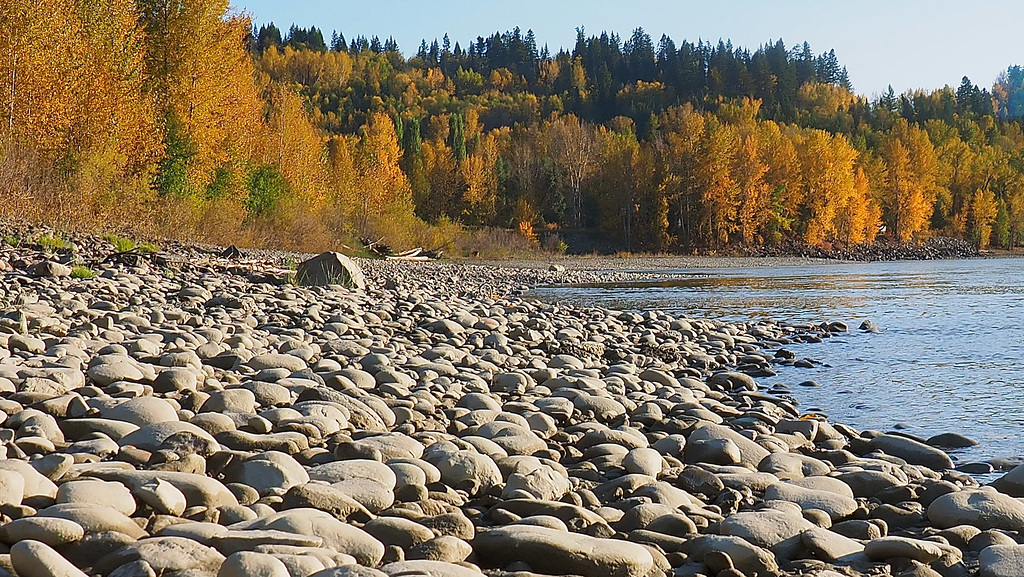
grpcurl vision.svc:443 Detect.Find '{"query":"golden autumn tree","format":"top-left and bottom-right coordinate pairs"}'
top-left (238, 83), bottom-right (331, 245)
top-left (795, 82), bottom-right (859, 132)
top-left (264, 85), bottom-right (328, 208)
top-left (420, 139), bottom-right (459, 221)
top-left (356, 112), bottom-right (415, 234)
top-left (878, 119), bottom-right (941, 241)
top-left (138, 0), bottom-right (264, 194)
top-left (0, 0), bottom-right (83, 152)
top-left (967, 188), bottom-right (998, 247)
top-left (72, 0), bottom-right (163, 214)
top-left (696, 119), bottom-right (739, 247)
top-left (0, 0), bottom-right (85, 222)
top-left (756, 121), bottom-right (803, 243)
top-left (796, 129), bottom-right (858, 245)
top-left (659, 104), bottom-right (707, 244)
top-left (460, 129), bottom-right (501, 225)
top-left (0, 0), bottom-right (165, 223)
top-left (962, 144), bottom-right (1015, 248)
top-left (325, 134), bottom-right (359, 234)
top-left (833, 167), bottom-right (881, 245)
top-left (925, 119), bottom-right (969, 232)
top-left (733, 133), bottom-right (771, 244)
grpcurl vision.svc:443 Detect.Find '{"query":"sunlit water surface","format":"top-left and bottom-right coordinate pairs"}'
top-left (529, 258), bottom-right (1024, 468)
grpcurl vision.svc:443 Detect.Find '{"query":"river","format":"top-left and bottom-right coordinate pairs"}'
top-left (529, 257), bottom-right (1024, 470)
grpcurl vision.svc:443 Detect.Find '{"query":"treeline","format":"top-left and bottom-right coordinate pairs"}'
top-left (252, 22), bottom-right (1024, 250)
top-left (3, 3), bottom-right (1024, 255)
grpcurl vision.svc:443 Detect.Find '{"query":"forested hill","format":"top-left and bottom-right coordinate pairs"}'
top-left (3, 1), bottom-right (1024, 255)
top-left (254, 24), bottom-right (857, 133)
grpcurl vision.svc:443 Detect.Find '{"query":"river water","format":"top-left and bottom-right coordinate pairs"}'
top-left (529, 257), bottom-right (1024, 469)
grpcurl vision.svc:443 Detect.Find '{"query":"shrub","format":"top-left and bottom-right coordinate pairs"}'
top-left (541, 232), bottom-right (568, 254)
top-left (244, 165), bottom-right (290, 219)
top-left (205, 167), bottom-right (234, 200)
top-left (454, 226), bottom-right (536, 258)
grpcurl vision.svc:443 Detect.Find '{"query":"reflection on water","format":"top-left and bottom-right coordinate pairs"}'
top-left (530, 258), bottom-right (1024, 465)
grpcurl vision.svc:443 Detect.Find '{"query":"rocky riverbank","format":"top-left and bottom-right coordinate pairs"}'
top-left (0, 230), bottom-right (1022, 577)
top-left (742, 236), bottom-right (980, 262)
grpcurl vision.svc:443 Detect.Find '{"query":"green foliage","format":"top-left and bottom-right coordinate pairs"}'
top-left (155, 114), bottom-right (196, 198)
top-left (70, 265), bottom-right (96, 279)
top-left (995, 199), bottom-right (1010, 248)
top-left (104, 233), bottom-right (136, 252)
top-left (450, 114), bottom-right (466, 161)
top-left (2, 234), bottom-right (21, 247)
top-left (205, 167), bottom-right (234, 200)
top-left (36, 233), bottom-right (70, 252)
top-left (104, 233), bottom-right (159, 253)
top-left (244, 165), bottom-right (291, 219)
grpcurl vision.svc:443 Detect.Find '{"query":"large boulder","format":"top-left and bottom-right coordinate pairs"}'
top-left (681, 534), bottom-right (780, 576)
top-left (719, 502), bottom-right (816, 560)
top-left (296, 252), bottom-right (365, 289)
top-left (474, 525), bottom-right (657, 577)
top-left (93, 536), bottom-right (226, 575)
top-left (688, 423), bottom-right (769, 469)
top-left (11, 539), bottom-right (87, 577)
top-left (232, 509), bottom-right (385, 566)
top-left (928, 487), bottom-right (1024, 531)
top-left (992, 464), bottom-right (1024, 497)
top-left (764, 481), bottom-right (858, 520)
top-left (863, 536), bottom-right (945, 563)
top-left (868, 434), bottom-right (953, 471)
top-left (979, 544), bottom-right (1024, 577)
top-left (93, 470), bottom-right (238, 510)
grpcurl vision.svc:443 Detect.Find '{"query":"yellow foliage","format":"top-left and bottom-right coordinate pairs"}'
top-left (355, 112), bottom-right (415, 233)
top-left (834, 167), bottom-right (881, 244)
top-left (879, 119), bottom-right (941, 241)
top-left (733, 134), bottom-right (771, 244)
top-left (518, 220), bottom-right (538, 246)
top-left (264, 85), bottom-right (328, 208)
top-left (0, 0), bottom-right (85, 151)
top-left (796, 129), bottom-right (859, 245)
top-left (141, 0), bottom-right (264, 185)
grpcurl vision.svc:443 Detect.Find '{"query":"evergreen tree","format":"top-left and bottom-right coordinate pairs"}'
top-left (256, 23), bottom-right (282, 54)
top-left (331, 31), bottom-right (347, 52)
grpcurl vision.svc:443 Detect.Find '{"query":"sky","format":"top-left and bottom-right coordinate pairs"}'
top-left (235, 0), bottom-right (1022, 98)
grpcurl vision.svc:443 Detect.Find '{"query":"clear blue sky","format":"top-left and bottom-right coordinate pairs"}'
top-left (234, 0), bottom-right (1021, 98)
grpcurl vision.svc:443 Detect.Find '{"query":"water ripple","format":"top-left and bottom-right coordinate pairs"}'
top-left (530, 257), bottom-right (1024, 464)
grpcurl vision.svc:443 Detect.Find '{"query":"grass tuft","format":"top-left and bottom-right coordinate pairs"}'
top-left (70, 265), bottom-right (96, 279)
top-left (37, 233), bottom-right (70, 252)
top-left (104, 234), bottom-right (136, 253)
top-left (104, 233), bottom-right (159, 254)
